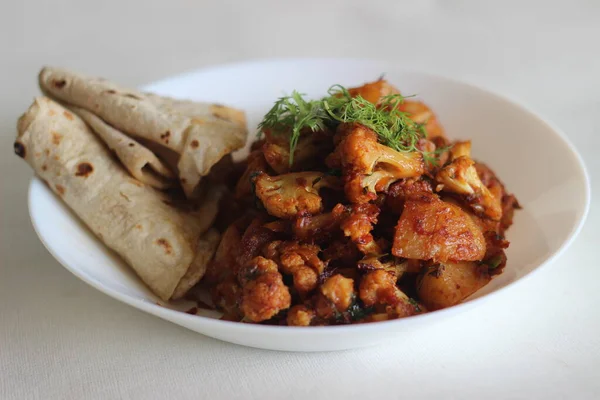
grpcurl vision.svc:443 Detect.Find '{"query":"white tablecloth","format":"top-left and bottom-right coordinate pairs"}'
top-left (1, 1), bottom-right (598, 399)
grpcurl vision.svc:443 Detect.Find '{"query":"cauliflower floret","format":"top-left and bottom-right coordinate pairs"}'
top-left (263, 241), bottom-right (325, 295)
top-left (320, 274), bottom-right (355, 312)
top-left (474, 161), bottom-right (521, 232)
top-left (262, 130), bottom-right (333, 174)
top-left (359, 269), bottom-right (398, 307)
top-left (339, 203), bottom-right (382, 256)
top-left (286, 305), bottom-right (316, 326)
top-left (436, 152), bottom-right (502, 221)
top-left (347, 79), bottom-right (401, 104)
top-left (449, 140), bottom-right (471, 159)
top-left (237, 255), bottom-right (279, 285)
top-left (253, 172), bottom-right (340, 219)
top-left (359, 270), bottom-right (422, 318)
top-left (357, 255), bottom-right (407, 280)
top-left (292, 211), bottom-right (344, 242)
top-left (331, 124), bottom-right (425, 203)
top-left (237, 256), bottom-right (291, 322)
top-left (397, 100), bottom-right (446, 139)
top-left (385, 177), bottom-right (434, 214)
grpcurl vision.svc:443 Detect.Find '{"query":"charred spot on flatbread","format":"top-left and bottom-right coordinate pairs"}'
top-left (156, 238), bottom-right (173, 255)
top-left (124, 93), bottom-right (142, 100)
top-left (190, 140), bottom-right (199, 149)
top-left (104, 90), bottom-right (117, 94)
top-left (53, 79), bottom-right (66, 89)
top-left (128, 143), bottom-right (135, 147)
top-left (63, 111), bottom-right (74, 120)
top-left (55, 184), bottom-right (65, 195)
top-left (13, 141), bottom-right (26, 158)
top-left (51, 131), bottom-right (62, 145)
top-left (160, 131), bottom-right (171, 144)
top-left (41, 164), bottom-right (48, 171)
top-left (75, 162), bottom-right (94, 177)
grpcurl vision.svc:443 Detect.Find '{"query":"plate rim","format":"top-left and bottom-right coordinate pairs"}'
top-left (27, 57), bottom-right (591, 336)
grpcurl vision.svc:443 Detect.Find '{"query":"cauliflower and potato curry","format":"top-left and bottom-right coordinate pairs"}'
top-left (204, 79), bottom-right (519, 325)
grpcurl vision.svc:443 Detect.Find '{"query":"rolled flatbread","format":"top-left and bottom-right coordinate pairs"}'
top-left (70, 106), bottom-right (176, 189)
top-left (38, 67), bottom-right (247, 197)
top-left (15, 97), bottom-right (221, 301)
top-left (144, 93), bottom-right (246, 129)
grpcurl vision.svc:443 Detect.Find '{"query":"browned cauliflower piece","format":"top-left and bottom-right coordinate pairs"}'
top-left (237, 256), bottom-right (291, 322)
top-left (435, 141), bottom-right (502, 221)
top-left (314, 274), bottom-right (356, 320)
top-left (321, 238), bottom-right (361, 267)
top-left (262, 129), bottom-right (333, 174)
top-left (347, 79), bottom-right (401, 104)
top-left (474, 161), bottom-right (521, 233)
top-left (331, 124), bottom-right (425, 203)
top-left (339, 203), bottom-right (382, 256)
top-left (397, 100), bottom-right (446, 140)
top-left (263, 241), bottom-right (326, 295)
top-left (292, 211), bottom-right (344, 242)
top-left (286, 305), bottom-right (316, 326)
top-left (385, 177), bottom-right (434, 215)
top-left (359, 270), bottom-right (423, 318)
top-left (449, 140), bottom-right (471, 159)
top-left (253, 171), bottom-right (340, 219)
top-left (357, 255), bottom-right (407, 281)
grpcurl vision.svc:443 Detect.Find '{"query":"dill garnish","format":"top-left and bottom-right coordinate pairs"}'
top-left (257, 83), bottom-right (434, 165)
top-left (257, 91), bottom-right (328, 164)
top-left (323, 85), bottom-right (423, 153)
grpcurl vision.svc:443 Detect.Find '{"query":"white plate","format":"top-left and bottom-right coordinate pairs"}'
top-left (28, 58), bottom-right (590, 352)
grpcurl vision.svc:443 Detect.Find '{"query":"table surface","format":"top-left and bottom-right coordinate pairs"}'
top-left (1, 1), bottom-right (598, 399)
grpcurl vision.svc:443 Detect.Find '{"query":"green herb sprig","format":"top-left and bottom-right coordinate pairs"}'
top-left (257, 84), bottom-right (437, 165)
top-left (322, 85), bottom-right (423, 153)
top-left (257, 91), bottom-right (328, 164)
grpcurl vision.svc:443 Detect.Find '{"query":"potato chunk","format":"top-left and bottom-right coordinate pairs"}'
top-left (417, 261), bottom-right (491, 310)
top-left (392, 193), bottom-right (486, 262)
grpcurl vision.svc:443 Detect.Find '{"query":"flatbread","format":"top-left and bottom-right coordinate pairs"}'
top-left (38, 67), bottom-right (247, 197)
top-left (172, 228), bottom-right (221, 300)
top-left (70, 106), bottom-right (176, 189)
top-left (15, 97), bottom-right (221, 300)
top-left (144, 93), bottom-right (246, 129)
